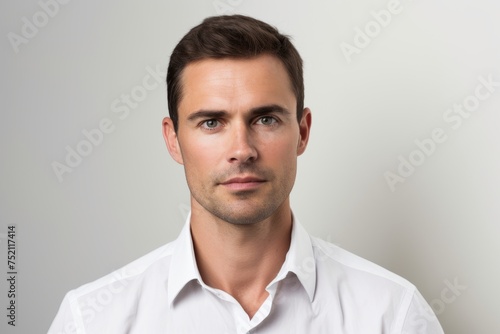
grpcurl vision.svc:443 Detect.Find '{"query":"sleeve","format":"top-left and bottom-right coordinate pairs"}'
top-left (47, 291), bottom-right (86, 334)
top-left (401, 289), bottom-right (444, 334)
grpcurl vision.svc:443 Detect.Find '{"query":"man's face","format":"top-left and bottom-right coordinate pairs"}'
top-left (163, 55), bottom-right (311, 225)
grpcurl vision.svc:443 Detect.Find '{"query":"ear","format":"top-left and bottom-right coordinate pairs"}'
top-left (297, 108), bottom-right (312, 156)
top-left (162, 117), bottom-right (184, 165)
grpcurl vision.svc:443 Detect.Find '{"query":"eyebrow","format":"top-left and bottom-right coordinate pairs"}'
top-left (186, 104), bottom-right (291, 122)
top-left (250, 104), bottom-right (290, 117)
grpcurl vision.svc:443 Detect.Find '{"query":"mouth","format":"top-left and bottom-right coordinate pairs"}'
top-left (219, 176), bottom-right (266, 191)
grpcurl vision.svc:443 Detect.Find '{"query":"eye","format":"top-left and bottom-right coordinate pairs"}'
top-left (256, 116), bottom-right (277, 126)
top-left (201, 119), bottom-right (220, 130)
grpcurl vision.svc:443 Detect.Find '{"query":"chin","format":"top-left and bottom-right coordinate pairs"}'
top-left (214, 202), bottom-right (283, 226)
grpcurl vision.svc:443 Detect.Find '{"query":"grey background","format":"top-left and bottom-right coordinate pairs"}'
top-left (1, 0), bottom-right (499, 333)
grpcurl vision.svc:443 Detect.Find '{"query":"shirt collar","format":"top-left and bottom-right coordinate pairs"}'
top-left (167, 213), bottom-right (317, 306)
top-left (167, 212), bottom-right (201, 306)
top-left (270, 215), bottom-right (317, 302)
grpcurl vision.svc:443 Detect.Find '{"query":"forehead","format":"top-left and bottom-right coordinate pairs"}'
top-left (178, 55), bottom-right (296, 114)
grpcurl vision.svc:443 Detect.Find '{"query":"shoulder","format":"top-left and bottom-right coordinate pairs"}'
top-left (310, 237), bottom-right (443, 333)
top-left (48, 241), bottom-right (176, 334)
top-left (311, 236), bottom-right (414, 289)
top-left (76, 240), bottom-right (175, 297)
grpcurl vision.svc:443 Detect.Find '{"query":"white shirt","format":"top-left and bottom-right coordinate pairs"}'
top-left (48, 216), bottom-right (444, 334)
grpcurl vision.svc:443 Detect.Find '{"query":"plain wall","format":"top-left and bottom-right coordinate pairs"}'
top-left (1, 0), bottom-right (499, 333)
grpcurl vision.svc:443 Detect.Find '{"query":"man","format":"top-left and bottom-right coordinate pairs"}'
top-left (49, 15), bottom-right (443, 333)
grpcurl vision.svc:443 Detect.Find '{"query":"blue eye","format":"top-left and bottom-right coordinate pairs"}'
top-left (201, 119), bottom-right (220, 129)
top-left (257, 116), bottom-right (277, 125)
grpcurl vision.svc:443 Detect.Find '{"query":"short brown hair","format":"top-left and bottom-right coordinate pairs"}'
top-left (166, 15), bottom-right (304, 131)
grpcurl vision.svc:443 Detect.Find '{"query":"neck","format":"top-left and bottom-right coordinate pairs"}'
top-left (190, 199), bottom-right (292, 318)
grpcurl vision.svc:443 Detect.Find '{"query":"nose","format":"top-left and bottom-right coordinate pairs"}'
top-left (227, 122), bottom-right (258, 163)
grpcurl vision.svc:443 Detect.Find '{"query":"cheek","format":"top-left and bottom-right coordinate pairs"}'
top-left (181, 137), bottom-right (223, 172)
top-left (263, 138), bottom-right (298, 166)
